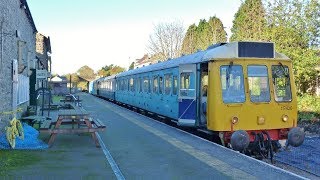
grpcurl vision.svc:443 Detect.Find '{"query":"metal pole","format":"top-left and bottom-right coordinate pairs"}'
top-left (0, 19), bottom-right (4, 72)
top-left (69, 75), bottom-right (72, 94)
top-left (41, 80), bottom-right (44, 116)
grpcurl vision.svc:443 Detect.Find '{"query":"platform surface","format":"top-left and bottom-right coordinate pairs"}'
top-left (4, 93), bottom-right (305, 179)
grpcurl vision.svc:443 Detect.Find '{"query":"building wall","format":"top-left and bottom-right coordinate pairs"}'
top-left (0, 0), bottom-right (36, 129)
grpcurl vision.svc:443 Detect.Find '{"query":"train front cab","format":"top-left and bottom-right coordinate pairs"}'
top-left (206, 58), bottom-right (304, 154)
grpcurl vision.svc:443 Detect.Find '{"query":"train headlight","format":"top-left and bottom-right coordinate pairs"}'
top-left (257, 116), bottom-right (265, 125)
top-left (231, 116), bottom-right (239, 124)
top-left (282, 115), bottom-right (289, 122)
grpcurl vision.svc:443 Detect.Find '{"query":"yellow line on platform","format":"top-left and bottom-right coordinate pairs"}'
top-left (92, 96), bottom-right (255, 179)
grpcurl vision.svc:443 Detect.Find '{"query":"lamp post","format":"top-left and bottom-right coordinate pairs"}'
top-left (69, 74), bottom-right (72, 94)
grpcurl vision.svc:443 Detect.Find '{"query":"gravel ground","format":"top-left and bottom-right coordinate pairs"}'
top-left (273, 121), bottom-right (320, 179)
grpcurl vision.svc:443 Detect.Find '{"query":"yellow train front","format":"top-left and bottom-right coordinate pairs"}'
top-left (205, 42), bottom-right (304, 159)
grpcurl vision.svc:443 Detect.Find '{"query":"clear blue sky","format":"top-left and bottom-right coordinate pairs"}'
top-left (28, 0), bottom-right (242, 75)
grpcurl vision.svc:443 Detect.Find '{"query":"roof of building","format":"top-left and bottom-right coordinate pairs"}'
top-left (20, 0), bottom-right (37, 33)
top-left (51, 76), bottom-right (67, 82)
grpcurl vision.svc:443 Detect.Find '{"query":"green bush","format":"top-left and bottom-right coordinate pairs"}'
top-left (297, 95), bottom-right (320, 121)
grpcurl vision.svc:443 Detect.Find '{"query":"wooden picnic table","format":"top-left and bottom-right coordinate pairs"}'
top-left (60, 94), bottom-right (82, 107)
top-left (40, 105), bottom-right (106, 148)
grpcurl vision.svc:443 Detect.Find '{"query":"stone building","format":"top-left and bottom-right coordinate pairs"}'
top-left (0, 0), bottom-right (37, 130)
top-left (27, 33), bottom-right (52, 106)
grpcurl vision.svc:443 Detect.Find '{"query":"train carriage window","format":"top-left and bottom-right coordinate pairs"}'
top-left (140, 78), bottom-right (143, 92)
top-left (137, 78), bottom-right (141, 92)
top-left (173, 76), bottom-right (178, 95)
top-left (130, 78), bottom-right (134, 92)
top-left (148, 78), bottom-right (151, 93)
top-left (153, 76), bottom-right (158, 93)
top-left (143, 77), bottom-right (149, 92)
top-left (180, 73), bottom-right (190, 89)
top-left (165, 74), bottom-right (172, 95)
top-left (272, 65), bottom-right (292, 102)
top-left (248, 65), bottom-right (271, 102)
top-left (159, 76), bottom-right (164, 94)
top-left (121, 80), bottom-right (124, 91)
top-left (220, 65), bottom-right (245, 103)
top-left (180, 72), bottom-right (195, 97)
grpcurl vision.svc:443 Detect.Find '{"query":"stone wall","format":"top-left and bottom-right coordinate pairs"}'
top-left (0, 0), bottom-right (36, 130)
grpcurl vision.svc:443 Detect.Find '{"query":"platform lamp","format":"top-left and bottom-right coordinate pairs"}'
top-left (316, 65), bottom-right (320, 97)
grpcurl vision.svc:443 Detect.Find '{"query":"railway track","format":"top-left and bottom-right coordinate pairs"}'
top-left (96, 94), bottom-right (318, 179)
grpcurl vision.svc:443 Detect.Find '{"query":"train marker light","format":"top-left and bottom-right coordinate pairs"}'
top-left (282, 115), bottom-right (289, 122)
top-left (257, 116), bottom-right (265, 125)
top-left (231, 116), bottom-right (239, 124)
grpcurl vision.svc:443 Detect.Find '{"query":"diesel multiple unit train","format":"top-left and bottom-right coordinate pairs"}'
top-left (89, 42), bottom-right (305, 160)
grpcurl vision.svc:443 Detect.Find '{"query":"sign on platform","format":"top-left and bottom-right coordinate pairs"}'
top-left (36, 70), bottom-right (49, 79)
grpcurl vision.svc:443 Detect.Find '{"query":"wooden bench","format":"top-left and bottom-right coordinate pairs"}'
top-left (60, 94), bottom-right (82, 107)
top-left (90, 118), bottom-right (106, 128)
top-left (39, 120), bottom-right (53, 130)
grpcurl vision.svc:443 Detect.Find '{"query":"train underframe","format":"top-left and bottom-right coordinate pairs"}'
top-left (218, 127), bottom-right (304, 162)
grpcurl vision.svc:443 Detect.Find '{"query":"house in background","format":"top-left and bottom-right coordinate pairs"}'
top-left (134, 54), bottom-right (157, 69)
top-left (0, 0), bottom-right (50, 131)
top-left (49, 76), bottom-right (68, 95)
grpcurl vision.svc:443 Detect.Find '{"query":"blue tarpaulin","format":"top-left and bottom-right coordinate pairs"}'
top-left (0, 123), bottom-right (48, 150)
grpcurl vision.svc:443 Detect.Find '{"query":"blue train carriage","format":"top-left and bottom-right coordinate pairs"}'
top-left (115, 50), bottom-right (208, 121)
top-left (98, 75), bottom-right (116, 100)
top-left (89, 77), bottom-right (103, 96)
top-left (88, 80), bottom-right (94, 94)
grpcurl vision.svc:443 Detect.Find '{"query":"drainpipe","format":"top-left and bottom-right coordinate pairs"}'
top-left (0, 19), bottom-right (3, 72)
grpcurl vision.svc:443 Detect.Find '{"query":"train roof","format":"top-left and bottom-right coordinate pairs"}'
top-left (117, 41), bottom-right (290, 78)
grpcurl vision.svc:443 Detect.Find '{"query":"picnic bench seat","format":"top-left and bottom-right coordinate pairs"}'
top-left (90, 118), bottom-right (106, 128)
top-left (39, 120), bottom-right (53, 130)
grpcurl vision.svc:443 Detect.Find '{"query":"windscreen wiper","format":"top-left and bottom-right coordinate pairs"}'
top-left (278, 62), bottom-right (289, 78)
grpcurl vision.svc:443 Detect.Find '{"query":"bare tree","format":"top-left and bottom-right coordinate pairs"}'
top-left (147, 21), bottom-right (185, 61)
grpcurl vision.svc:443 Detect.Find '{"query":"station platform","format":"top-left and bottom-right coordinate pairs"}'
top-left (80, 93), bottom-right (305, 179)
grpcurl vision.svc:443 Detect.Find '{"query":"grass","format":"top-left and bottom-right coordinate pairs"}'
top-left (0, 150), bottom-right (42, 175)
top-left (52, 95), bottom-right (63, 104)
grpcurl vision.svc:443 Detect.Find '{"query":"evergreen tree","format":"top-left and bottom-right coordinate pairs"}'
top-left (181, 24), bottom-right (198, 55)
top-left (129, 62), bottom-right (134, 70)
top-left (182, 16), bottom-right (227, 54)
top-left (230, 0), bottom-right (267, 41)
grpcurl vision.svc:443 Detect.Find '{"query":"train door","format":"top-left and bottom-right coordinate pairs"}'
top-left (199, 63), bottom-right (209, 126)
top-left (178, 64), bottom-right (197, 126)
